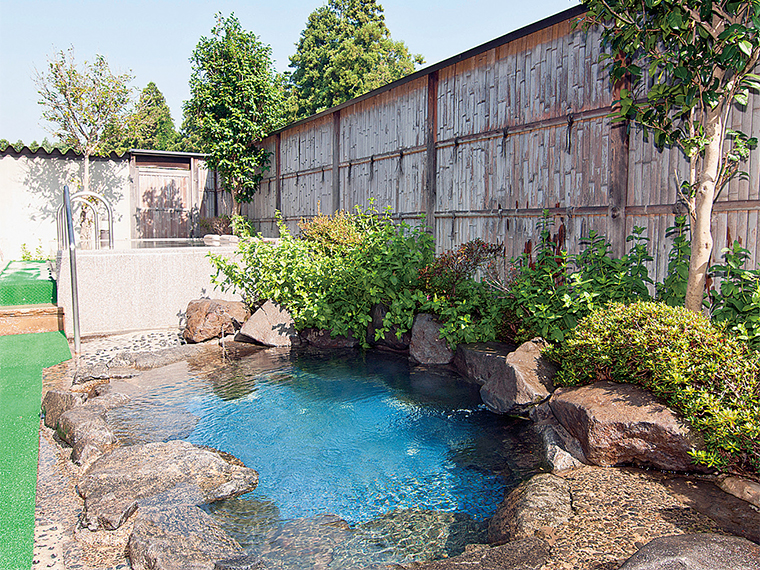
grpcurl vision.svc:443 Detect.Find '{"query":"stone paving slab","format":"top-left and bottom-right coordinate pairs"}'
top-left (75, 330), bottom-right (186, 367)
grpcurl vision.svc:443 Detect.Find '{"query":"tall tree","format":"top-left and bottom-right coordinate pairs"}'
top-left (172, 113), bottom-right (204, 153)
top-left (289, 0), bottom-right (423, 119)
top-left (185, 13), bottom-right (285, 213)
top-left (128, 82), bottom-right (178, 150)
top-left (35, 48), bottom-right (133, 195)
top-left (582, 0), bottom-right (760, 312)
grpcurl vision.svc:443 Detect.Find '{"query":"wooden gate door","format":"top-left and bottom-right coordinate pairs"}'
top-left (131, 151), bottom-right (205, 240)
top-left (136, 168), bottom-right (192, 238)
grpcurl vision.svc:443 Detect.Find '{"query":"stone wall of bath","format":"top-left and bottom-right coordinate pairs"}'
top-left (55, 246), bottom-right (241, 337)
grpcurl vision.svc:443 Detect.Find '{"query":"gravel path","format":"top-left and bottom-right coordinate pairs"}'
top-left (538, 467), bottom-right (722, 570)
top-left (72, 330), bottom-right (186, 367)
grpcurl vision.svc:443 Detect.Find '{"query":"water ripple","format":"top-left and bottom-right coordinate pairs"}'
top-left (125, 349), bottom-right (544, 568)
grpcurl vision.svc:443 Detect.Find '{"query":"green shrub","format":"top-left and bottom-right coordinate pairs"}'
top-left (493, 214), bottom-right (653, 343)
top-left (20, 241), bottom-right (48, 261)
top-left (655, 216), bottom-right (691, 307)
top-left (210, 206), bottom-right (511, 349)
top-left (209, 206), bottom-right (434, 346)
top-left (653, 215), bottom-right (760, 350)
top-left (390, 278), bottom-right (509, 348)
top-left (549, 301), bottom-right (760, 476)
top-left (418, 239), bottom-right (503, 300)
top-left (403, 239), bottom-right (508, 347)
top-left (297, 209), bottom-right (370, 254)
top-left (709, 241), bottom-right (760, 351)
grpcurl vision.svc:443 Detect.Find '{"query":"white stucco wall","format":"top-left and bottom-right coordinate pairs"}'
top-left (0, 151), bottom-right (131, 265)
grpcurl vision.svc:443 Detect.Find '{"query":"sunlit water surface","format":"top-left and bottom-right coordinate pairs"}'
top-left (108, 348), bottom-right (544, 568)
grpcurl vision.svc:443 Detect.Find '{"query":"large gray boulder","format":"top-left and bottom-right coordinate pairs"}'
top-left (480, 339), bottom-right (557, 414)
top-left (51, 388), bottom-right (133, 467)
top-left (128, 504), bottom-right (244, 570)
top-left (366, 303), bottom-right (410, 351)
top-left (56, 404), bottom-right (118, 468)
top-left (184, 299), bottom-right (250, 344)
top-left (41, 389), bottom-right (87, 428)
top-left (549, 381), bottom-right (704, 472)
top-left (456, 339), bottom-right (557, 414)
top-left (530, 402), bottom-right (587, 473)
top-left (77, 441), bottom-right (259, 530)
top-left (300, 327), bottom-right (358, 349)
top-left (409, 313), bottom-right (453, 365)
top-left (414, 537), bottom-right (550, 570)
top-left (488, 473), bottom-right (573, 544)
top-left (453, 342), bottom-right (517, 386)
top-left (618, 533), bottom-right (760, 570)
top-left (238, 300), bottom-right (299, 347)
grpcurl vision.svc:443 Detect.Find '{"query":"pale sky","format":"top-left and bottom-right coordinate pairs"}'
top-left (0, 0), bottom-right (578, 145)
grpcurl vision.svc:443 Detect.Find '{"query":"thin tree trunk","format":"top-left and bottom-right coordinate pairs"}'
top-left (684, 106), bottom-right (723, 312)
top-left (232, 182), bottom-right (241, 216)
top-left (78, 152), bottom-right (93, 248)
top-left (83, 152), bottom-right (90, 195)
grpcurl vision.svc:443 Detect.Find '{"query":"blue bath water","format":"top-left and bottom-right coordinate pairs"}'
top-left (114, 347), bottom-right (544, 567)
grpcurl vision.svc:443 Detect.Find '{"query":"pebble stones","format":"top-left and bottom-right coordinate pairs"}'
top-left (77, 330), bottom-right (186, 368)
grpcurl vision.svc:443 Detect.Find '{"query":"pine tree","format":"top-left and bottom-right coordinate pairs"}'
top-left (128, 82), bottom-right (178, 150)
top-left (289, 0), bottom-right (423, 119)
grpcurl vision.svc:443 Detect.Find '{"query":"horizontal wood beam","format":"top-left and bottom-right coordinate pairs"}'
top-left (261, 106), bottom-right (615, 185)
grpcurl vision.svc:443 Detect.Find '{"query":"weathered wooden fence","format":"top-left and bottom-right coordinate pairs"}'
top-left (239, 5), bottom-right (760, 284)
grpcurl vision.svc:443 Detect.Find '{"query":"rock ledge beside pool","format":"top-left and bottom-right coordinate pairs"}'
top-left (78, 440), bottom-right (259, 531)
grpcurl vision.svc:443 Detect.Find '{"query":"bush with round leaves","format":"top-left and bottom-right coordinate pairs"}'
top-left (549, 301), bottom-right (760, 477)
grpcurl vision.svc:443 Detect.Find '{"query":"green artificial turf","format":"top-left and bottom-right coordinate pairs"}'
top-left (0, 332), bottom-right (71, 570)
top-left (0, 261), bottom-right (57, 306)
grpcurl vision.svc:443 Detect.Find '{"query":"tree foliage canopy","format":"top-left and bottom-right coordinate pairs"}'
top-left (127, 82), bottom-right (178, 151)
top-left (35, 48), bottom-right (133, 196)
top-left (185, 13), bottom-right (285, 208)
top-left (289, 0), bottom-right (423, 119)
top-left (587, 0), bottom-right (760, 153)
top-left (582, 0), bottom-right (760, 311)
top-left (35, 48), bottom-right (133, 159)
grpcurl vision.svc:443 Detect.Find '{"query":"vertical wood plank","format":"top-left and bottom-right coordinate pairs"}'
top-left (332, 111), bottom-right (341, 213)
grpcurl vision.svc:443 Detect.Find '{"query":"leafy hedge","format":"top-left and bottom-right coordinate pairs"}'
top-left (210, 207), bottom-right (512, 348)
top-left (548, 301), bottom-right (760, 476)
top-left (209, 207), bottom-right (433, 345)
top-left (211, 209), bottom-right (760, 354)
top-left (710, 240), bottom-right (760, 351)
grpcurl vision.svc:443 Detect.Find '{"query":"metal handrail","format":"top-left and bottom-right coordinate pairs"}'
top-left (56, 191), bottom-right (115, 250)
top-left (57, 200), bottom-right (99, 249)
top-left (63, 185), bottom-right (81, 354)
